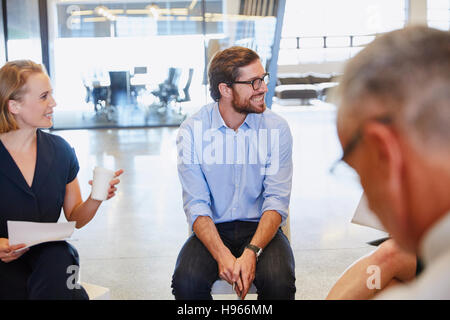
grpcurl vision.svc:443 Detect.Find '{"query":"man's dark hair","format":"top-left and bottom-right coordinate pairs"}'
top-left (208, 46), bottom-right (260, 101)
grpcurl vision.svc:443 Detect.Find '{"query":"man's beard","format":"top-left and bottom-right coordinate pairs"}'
top-left (232, 92), bottom-right (266, 115)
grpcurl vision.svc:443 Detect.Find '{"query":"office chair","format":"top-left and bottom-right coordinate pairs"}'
top-left (109, 71), bottom-right (131, 107)
top-left (82, 80), bottom-right (112, 121)
top-left (151, 67), bottom-right (182, 107)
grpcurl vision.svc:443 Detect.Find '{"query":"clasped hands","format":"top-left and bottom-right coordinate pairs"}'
top-left (217, 247), bottom-right (257, 300)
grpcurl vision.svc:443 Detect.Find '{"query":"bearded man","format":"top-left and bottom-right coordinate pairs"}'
top-left (172, 46), bottom-right (295, 300)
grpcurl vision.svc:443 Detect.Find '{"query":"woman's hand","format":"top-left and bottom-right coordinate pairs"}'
top-left (64, 169), bottom-right (124, 228)
top-left (0, 238), bottom-right (28, 263)
top-left (88, 169), bottom-right (124, 200)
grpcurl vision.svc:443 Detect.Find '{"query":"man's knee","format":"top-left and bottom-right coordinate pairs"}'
top-left (255, 265), bottom-right (296, 299)
top-left (171, 236), bottom-right (217, 299)
top-left (172, 262), bottom-right (215, 299)
top-left (255, 235), bottom-right (296, 299)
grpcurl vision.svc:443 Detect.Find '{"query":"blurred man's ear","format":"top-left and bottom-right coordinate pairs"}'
top-left (218, 83), bottom-right (233, 100)
top-left (364, 122), bottom-right (407, 216)
top-left (363, 122), bottom-right (411, 247)
top-left (364, 122), bottom-right (403, 179)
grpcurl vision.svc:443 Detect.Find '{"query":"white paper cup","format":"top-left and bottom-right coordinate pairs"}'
top-left (91, 167), bottom-right (115, 201)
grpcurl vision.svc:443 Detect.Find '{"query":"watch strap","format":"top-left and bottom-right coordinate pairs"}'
top-left (245, 244), bottom-right (262, 260)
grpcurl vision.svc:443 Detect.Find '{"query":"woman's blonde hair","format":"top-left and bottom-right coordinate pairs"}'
top-left (0, 60), bottom-right (46, 133)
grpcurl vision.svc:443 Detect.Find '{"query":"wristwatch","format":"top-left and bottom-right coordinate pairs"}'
top-left (245, 244), bottom-right (263, 261)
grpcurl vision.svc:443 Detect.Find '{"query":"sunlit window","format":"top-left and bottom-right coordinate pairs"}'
top-left (279, 0), bottom-right (407, 65)
top-left (6, 0), bottom-right (42, 63)
top-left (47, 0), bottom-right (282, 129)
top-left (428, 0), bottom-right (450, 30)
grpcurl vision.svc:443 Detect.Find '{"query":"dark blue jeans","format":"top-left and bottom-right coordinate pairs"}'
top-left (172, 221), bottom-right (296, 300)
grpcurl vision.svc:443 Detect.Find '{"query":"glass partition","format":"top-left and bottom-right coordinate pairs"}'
top-left (6, 0), bottom-right (42, 63)
top-left (0, 1), bottom-right (6, 65)
top-left (204, 0), bottom-right (278, 104)
top-left (48, 0), bottom-right (284, 130)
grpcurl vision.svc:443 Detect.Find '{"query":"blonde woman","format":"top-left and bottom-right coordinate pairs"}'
top-left (0, 60), bottom-right (123, 299)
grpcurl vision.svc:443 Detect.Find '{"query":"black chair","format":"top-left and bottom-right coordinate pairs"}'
top-left (84, 81), bottom-right (110, 112)
top-left (109, 71), bottom-right (130, 107)
top-left (151, 67), bottom-right (182, 107)
top-left (82, 80), bottom-right (113, 121)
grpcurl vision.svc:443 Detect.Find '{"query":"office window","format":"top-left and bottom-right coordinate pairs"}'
top-left (428, 0), bottom-right (450, 30)
top-left (279, 0), bottom-right (407, 65)
top-left (6, 0), bottom-right (42, 63)
top-left (50, 0), bottom-right (207, 116)
top-left (57, 1), bottom-right (222, 38)
top-left (48, 0), bottom-right (283, 130)
top-left (0, 2), bottom-right (6, 65)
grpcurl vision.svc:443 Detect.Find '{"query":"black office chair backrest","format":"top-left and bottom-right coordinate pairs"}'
top-left (109, 71), bottom-right (130, 106)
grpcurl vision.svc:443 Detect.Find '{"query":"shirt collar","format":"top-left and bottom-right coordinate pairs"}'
top-left (211, 102), bottom-right (258, 131)
top-left (211, 102), bottom-right (226, 130)
top-left (243, 113), bottom-right (257, 130)
top-left (420, 211), bottom-right (450, 266)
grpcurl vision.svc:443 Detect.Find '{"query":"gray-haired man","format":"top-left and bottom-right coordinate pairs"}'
top-left (336, 26), bottom-right (450, 299)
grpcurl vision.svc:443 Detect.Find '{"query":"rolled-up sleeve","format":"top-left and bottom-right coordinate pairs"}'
top-left (261, 121), bottom-right (293, 225)
top-left (176, 123), bottom-right (213, 230)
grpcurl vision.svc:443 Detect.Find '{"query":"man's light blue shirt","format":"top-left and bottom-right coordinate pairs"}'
top-left (176, 102), bottom-right (293, 230)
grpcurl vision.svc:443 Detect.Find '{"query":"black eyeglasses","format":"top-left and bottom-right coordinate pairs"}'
top-left (330, 115), bottom-right (393, 174)
top-left (229, 73), bottom-right (270, 90)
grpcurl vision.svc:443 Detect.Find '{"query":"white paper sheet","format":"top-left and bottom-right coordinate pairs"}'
top-left (7, 221), bottom-right (76, 249)
top-left (351, 194), bottom-right (386, 232)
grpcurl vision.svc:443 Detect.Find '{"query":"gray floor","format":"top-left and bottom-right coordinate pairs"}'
top-left (53, 103), bottom-right (386, 300)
